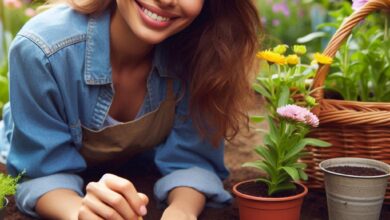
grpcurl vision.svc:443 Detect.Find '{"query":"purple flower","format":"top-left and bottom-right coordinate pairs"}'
top-left (272, 2), bottom-right (290, 17)
top-left (272, 19), bottom-right (281, 27)
top-left (352, 0), bottom-right (368, 11)
top-left (277, 105), bottom-right (319, 127)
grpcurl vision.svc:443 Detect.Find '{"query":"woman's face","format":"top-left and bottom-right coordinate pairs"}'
top-left (116, 0), bottom-right (204, 44)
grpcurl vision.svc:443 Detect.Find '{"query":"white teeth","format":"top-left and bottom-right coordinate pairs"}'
top-left (142, 8), bottom-right (170, 22)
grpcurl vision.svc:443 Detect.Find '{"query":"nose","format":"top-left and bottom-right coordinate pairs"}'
top-left (156, 0), bottom-right (176, 7)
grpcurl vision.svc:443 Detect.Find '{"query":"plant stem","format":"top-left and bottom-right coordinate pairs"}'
top-left (385, 13), bottom-right (389, 41)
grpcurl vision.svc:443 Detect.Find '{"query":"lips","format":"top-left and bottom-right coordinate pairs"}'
top-left (135, 0), bottom-right (179, 25)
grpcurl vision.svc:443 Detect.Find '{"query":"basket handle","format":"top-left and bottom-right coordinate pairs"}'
top-left (311, 0), bottom-right (390, 100)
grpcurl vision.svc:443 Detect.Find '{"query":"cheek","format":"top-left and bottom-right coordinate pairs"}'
top-left (182, 0), bottom-right (204, 18)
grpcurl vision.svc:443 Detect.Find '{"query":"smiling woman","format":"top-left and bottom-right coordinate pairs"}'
top-left (1, 0), bottom-right (261, 219)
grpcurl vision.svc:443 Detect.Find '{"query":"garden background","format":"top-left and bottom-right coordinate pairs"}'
top-left (1, 0), bottom-right (390, 219)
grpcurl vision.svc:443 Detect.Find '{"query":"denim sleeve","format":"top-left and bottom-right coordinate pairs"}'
top-left (16, 173), bottom-right (84, 217)
top-left (154, 85), bottom-right (232, 207)
top-left (6, 36), bottom-right (86, 215)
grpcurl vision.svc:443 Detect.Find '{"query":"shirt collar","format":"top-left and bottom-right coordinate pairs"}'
top-left (84, 10), bottom-right (177, 85)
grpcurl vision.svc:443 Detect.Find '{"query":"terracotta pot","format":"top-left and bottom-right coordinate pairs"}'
top-left (232, 180), bottom-right (308, 220)
top-left (320, 157), bottom-right (390, 220)
top-left (0, 197), bottom-right (8, 220)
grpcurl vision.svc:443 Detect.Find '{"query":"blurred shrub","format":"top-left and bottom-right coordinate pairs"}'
top-left (0, 0), bottom-right (42, 114)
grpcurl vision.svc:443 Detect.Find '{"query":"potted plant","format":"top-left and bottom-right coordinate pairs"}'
top-left (0, 173), bottom-right (21, 220)
top-left (319, 157), bottom-right (390, 220)
top-left (232, 45), bottom-right (332, 220)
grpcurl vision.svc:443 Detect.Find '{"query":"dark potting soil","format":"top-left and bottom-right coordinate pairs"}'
top-left (327, 166), bottom-right (387, 176)
top-left (236, 181), bottom-right (304, 198)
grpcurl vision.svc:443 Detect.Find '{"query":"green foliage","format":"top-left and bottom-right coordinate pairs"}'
top-left (256, 0), bottom-right (313, 47)
top-left (300, 2), bottom-right (390, 102)
top-left (328, 12), bottom-right (390, 101)
top-left (0, 173), bottom-right (22, 209)
top-left (0, 1), bottom-right (43, 114)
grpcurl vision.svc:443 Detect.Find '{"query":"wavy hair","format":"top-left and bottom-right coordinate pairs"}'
top-left (44, 0), bottom-right (261, 145)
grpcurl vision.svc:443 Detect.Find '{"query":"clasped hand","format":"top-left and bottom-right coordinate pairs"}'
top-left (78, 174), bottom-right (148, 220)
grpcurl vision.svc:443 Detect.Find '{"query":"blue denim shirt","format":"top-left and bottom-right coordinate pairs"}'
top-left (1, 5), bottom-right (232, 217)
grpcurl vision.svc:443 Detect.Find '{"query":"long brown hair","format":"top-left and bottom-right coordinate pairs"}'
top-left (44, 0), bottom-right (261, 145)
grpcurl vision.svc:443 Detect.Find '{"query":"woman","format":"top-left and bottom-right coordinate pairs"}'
top-left (2, 0), bottom-right (260, 219)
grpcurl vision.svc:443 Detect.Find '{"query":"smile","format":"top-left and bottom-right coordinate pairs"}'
top-left (135, 0), bottom-right (179, 28)
top-left (142, 7), bottom-right (170, 22)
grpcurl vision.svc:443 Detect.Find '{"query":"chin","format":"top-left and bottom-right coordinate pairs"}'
top-left (138, 34), bottom-right (169, 45)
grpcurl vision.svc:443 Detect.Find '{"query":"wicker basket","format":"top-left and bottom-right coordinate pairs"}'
top-left (300, 0), bottom-right (390, 202)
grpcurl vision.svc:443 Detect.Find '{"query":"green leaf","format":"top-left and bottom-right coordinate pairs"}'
top-left (242, 161), bottom-right (270, 175)
top-left (299, 169), bottom-right (308, 181)
top-left (277, 85), bottom-right (290, 108)
top-left (271, 182), bottom-right (296, 195)
top-left (303, 138), bottom-right (332, 147)
top-left (283, 139), bottom-right (307, 162)
top-left (253, 83), bottom-right (271, 99)
top-left (297, 32), bottom-right (327, 43)
top-left (291, 162), bottom-right (307, 169)
top-left (281, 166), bottom-right (300, 181)
top-left (255, 177), bottom-right (272, 185)
top-left (254, 146), bottom-right (276, 166)
top-left (250, 115), bottom-right (265, 123)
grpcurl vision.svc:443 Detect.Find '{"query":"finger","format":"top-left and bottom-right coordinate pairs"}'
top-left (86, 182), bottom-right (137, 220)
top-left (78, 205), bottom-right (104, 220)
top-left (100, 174), bottom-right (148, 216)
top-left (82, 193), bottom-right (125, 220)
top-left (137, 193), bottom-right (149, 205)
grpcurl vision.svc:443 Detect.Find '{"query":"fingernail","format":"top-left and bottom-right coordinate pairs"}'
top-left (139, 205), bottom-right (147, 216)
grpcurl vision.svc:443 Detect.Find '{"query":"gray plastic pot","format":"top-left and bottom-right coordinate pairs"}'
top-left (319, 157), bottom-right (390, 220)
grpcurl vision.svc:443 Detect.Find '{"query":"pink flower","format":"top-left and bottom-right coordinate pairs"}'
top-left (272, 19), bottom-right (280, 27)
top-left (272, 3), bottom-right (290, 17)
top-left (277, 104), bottom-right (319, 127)
top-left (3, 0), bottom-right (22, 8)
top-left (352, 0), bottom-right (368, 11)
top-left (24, 8), bottom-right (36, 17)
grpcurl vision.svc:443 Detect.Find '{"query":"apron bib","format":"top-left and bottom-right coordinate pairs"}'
top-left (80, 79), bottom-right (176, 166)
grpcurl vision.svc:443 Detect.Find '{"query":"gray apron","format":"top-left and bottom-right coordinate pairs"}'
top-left (80, 79), bottom-right (176, 166)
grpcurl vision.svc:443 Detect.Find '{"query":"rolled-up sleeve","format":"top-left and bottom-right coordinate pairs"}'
top-left (16, 173), bottom-right (84, 217)
top-left (154, 85), bottom-right (232, 207)
top-left (6, 36), bottom-right (86, 216)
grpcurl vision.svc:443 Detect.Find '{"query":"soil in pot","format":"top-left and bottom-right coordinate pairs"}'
top-left (236, 181), bottom-right (304, 198)
top-left (327, 166), bottom-right (387, 176)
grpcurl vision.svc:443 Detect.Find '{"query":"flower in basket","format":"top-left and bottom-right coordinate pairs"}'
top-left (0, 173), bottom-right (22, 209)
top-left (247, 44), bottom-right (332, 196)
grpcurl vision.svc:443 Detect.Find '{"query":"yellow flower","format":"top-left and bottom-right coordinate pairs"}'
top-left (257, 50), bottom-right (287, 65)
top-left (293, 45), bottom-right (307, 56)
top-left (313, 53), bottom-right (333, 65)
top-left (273, 44), bottom-right (289, 54)
top-left (286, 54), bottom-right (299, 66)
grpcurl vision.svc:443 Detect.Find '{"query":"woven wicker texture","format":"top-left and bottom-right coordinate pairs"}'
top-left (300, 0), bottom-right (390, 202)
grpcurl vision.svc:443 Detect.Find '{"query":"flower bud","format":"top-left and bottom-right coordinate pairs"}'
top-left (305, 95), bottom-right (317, 107)
top-left (286, 54), bottom-right (299, 66)
top-left (273, 44), bottom-right (288, 55)
top-left (293, 45), bottom-right (307, 56)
